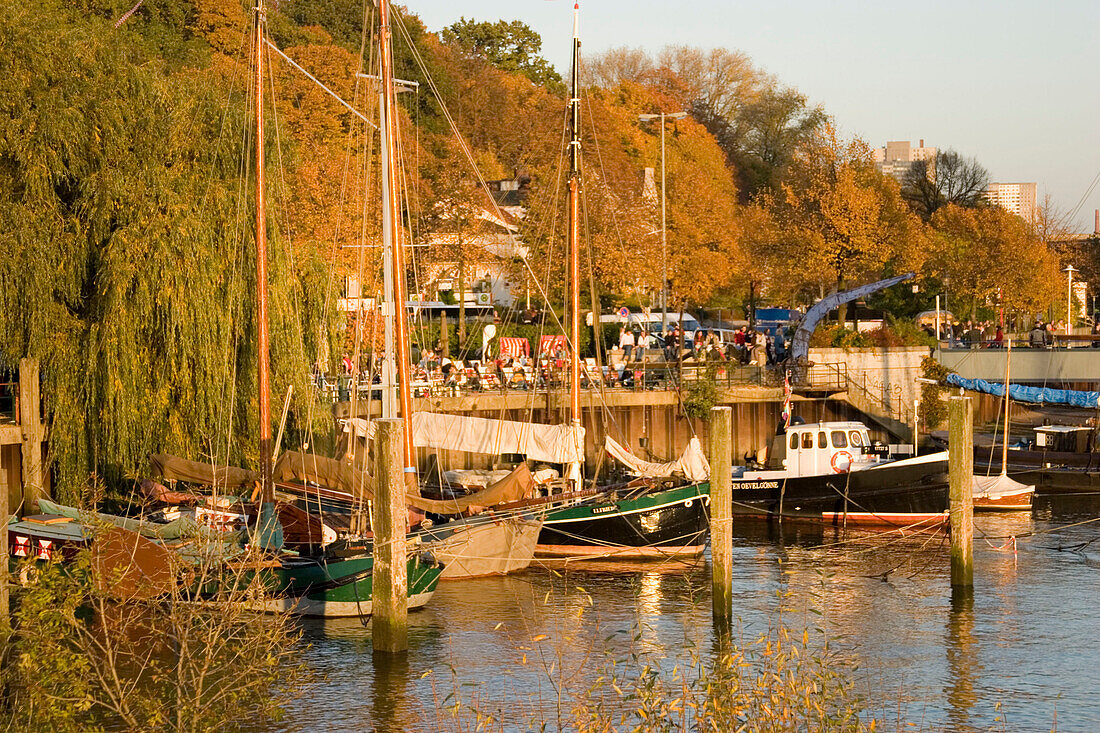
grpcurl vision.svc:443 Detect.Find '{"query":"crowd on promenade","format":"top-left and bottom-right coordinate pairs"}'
top-left (932, 318), bottom-right (1100, 349)
top-left (319, 323), bottom-right (786, 400)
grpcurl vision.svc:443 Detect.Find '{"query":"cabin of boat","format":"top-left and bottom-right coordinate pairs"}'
top-left (756, 421), bottom-right (886, 478)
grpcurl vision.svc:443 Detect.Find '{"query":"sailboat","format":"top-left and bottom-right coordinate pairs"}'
top-left (251, 3), bottom-right (707, 564)
top-left (252, 0), bottom-right (544, 580)
top-left (973, 339), bottom-right (1034, 511)
top-left (531, 5), bottom-right (712, 561)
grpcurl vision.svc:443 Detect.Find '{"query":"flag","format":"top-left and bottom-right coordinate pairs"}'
top-left (781, 369), bottom-right (792, 429)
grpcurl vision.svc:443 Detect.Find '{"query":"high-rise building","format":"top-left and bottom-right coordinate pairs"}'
top-left (985, 182), bottom-right (1037, 222)
top-left (872, 139), bottom-right (937, 182)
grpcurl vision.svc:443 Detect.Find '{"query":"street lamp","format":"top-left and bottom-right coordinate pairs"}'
top-left (639, 110), bottom-right (688, 335)
top-left (1064, 265), bottom-right (1078, 335)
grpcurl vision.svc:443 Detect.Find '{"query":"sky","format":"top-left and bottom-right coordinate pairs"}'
top-left (408, 0), bottom-right (1100, 234)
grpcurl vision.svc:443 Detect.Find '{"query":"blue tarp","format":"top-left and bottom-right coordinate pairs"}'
top-left (945, 373), bottom-right (1100, 409)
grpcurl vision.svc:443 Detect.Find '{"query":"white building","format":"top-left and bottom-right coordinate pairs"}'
top-left (872, 139), bottom-right (937, 182)
top-left (985, 182), bottom-right (1037, 222)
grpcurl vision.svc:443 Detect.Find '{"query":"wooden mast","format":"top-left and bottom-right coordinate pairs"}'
top-left (253, 0), bottom-right (273, 503)
top-left (378, 0), bottom-right (418, 490)
top-left (1001, 338), bottom-right (1012, 475)
top-left (567, 3), bottom-right (582, 483)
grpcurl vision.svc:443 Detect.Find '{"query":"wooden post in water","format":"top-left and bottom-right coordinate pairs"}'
top-left (709, 406), bottom-right (733, 625)
top-left (373, 418), bottom-right (407, 653)
top-left (18, 357), bottom-right (43, 512)
top-left (948, 396), bottom-right (973, 589)
top-left (439, 311), bottom-right (449, 359)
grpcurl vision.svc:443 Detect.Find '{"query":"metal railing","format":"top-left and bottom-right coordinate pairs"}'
top-left (317, 356), bottom-right (778, 402)
top-left (843, 368), bottom-right (913, 428)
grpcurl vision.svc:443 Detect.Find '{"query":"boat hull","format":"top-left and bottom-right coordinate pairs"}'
top-left (418, 514), bottom-right (542, 579)
top-left (731, 453), bottom-right (950, 528)
top-left (252, 553), bottom-right (442, 618)
top-left (536, 483), bottom-right (710, 560)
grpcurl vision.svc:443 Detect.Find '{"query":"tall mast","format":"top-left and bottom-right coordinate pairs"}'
top-left (378, 0), bottom-right (418, 489)
top-left (253, 1), bottom-right (273, 503)
top-left (380, 83), bottom-right (397, 420)
top-left (568, 3), bottom-right (582, 453)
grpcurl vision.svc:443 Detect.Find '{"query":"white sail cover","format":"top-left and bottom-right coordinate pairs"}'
top-left (604, 435), bottom-right (710, 482)
top-left (973, 472), bottom-right (1035, 500)
top-left (412, 412), bottom-right (585, 464)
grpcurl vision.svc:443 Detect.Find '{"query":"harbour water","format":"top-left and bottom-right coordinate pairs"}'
top-left (276, 494), bottom-right (1100, 732)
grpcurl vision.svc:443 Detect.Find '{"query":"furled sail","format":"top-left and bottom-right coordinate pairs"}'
top-left (411, 412), bottom-right (586, 465)
top-left (273, 450), bottom-right (535, 514)
top-left (604, 436), bottom-right (710, 482)
top-left (149, 454), bottom-right (260, 489)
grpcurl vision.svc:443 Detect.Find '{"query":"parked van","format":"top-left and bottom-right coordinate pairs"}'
top-left (600, 311), bottom-right (702, 335)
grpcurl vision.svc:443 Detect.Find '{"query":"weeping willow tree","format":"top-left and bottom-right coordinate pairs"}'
top-left (0, 0), bottom-right (334, 502)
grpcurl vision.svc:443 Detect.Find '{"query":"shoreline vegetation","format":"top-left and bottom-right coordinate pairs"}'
top-left (1, 554), bottom-right (884, 732)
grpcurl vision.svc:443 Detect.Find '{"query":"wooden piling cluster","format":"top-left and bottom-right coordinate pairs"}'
top-left (709, 406), bottom-right (733, 625)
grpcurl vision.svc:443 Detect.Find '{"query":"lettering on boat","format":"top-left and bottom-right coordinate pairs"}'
top-left (733, 480), bottom-right (780, 490)
top-left (591, 505), bottom-right (619, 514)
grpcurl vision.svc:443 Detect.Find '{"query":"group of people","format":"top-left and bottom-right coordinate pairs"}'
top-left (929, 318), bottom-right (1100, 349)
top-left (615, 324), bottom-right (785, 367)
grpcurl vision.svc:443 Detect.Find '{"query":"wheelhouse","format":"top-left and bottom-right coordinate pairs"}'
top-left (766, 422), bottom-right (875, 477)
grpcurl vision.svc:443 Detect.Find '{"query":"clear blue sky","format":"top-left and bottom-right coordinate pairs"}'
top-left (409, 0), bottom-right (1100, 233)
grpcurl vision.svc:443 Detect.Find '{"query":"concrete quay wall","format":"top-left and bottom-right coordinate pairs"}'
top-left (341, 386), bottom-right (875, 472)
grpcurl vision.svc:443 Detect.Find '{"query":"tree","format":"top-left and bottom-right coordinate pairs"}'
top-left (440, 17), bottom-right (562, 92)
top-left (926, 204), bottom-right (1060, 319)
top-left (763, 126), bottom-right (925, 321)
top-left (0, 0), bottom-right (327, 498)
top-left (585, 45), bottom-right (827, 201)
top-left (901, 149), bottom-right (990, 221)
top-left (582, 46), bottom-right (654, 88)
top-left (520, 81), bottom-right (743, 312)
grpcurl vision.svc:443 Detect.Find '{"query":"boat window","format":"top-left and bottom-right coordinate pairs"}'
top-left (831, 431), bottom-right (848, 448)
top-left (818, 432), bottom-right (827, 449)
top-left (790, 433), bottom-right (798, 450)
top-left (849, 431), bottom-right (863, 447)
top-left (801, 433), bottom-right (813, 449)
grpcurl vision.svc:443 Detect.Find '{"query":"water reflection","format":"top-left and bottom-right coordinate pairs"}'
top-left (371, 651), bottom-right (412, 732)
top-left (266, 498), bottom-right (1100, 732)
top-left (945, 589), bottom-right (978, 732)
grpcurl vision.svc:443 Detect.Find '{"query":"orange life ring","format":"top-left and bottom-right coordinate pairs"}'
top-left (831, 450), bottom-right (853, 473)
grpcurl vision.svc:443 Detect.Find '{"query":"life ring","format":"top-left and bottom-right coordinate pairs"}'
top-left (831, 450), bottom-right (853, 473)
top-left (684, 499), bottom-right (693, 508)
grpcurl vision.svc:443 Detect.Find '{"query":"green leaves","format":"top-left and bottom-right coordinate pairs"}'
top-left (0, 0), bottom-right (324, 500)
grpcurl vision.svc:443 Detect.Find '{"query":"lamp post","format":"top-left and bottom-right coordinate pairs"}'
top-left (639, 110), bottom-right (688, 336)
top-left (1064, 265), bottom-right (1078, 336)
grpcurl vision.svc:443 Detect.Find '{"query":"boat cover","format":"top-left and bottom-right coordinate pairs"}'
top-left (973, 472), bottom-right (1035, 499)
top-left (604, 435), bottom-right (710, 482)
top-left (149, 454), bottom-right (260, 488)
top-left (274, 450), bottom-right (373, 497)
top-left (273, 451), bottom-right (536, 515)
top-left (36, 499), bottom-right (233, 541)
top-left (945, 373), bottom-right (1100, 409)
top-left (411, 412), bottom-right (585, 464)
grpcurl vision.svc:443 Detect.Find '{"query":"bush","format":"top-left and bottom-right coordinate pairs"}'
top-left (810, 319), bottom-right (936, 349)
top-left (572, 624), bottom-right (872, 732)
top-left (0, 545), bottom-right (306, 732)
top-left (919, 356), bottom-right (953, 431)
top-left (683, 363), bottom-right (719, 421)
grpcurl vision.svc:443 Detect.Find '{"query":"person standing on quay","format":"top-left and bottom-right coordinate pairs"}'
top-left (618, 326), bottom-right (635, 362)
